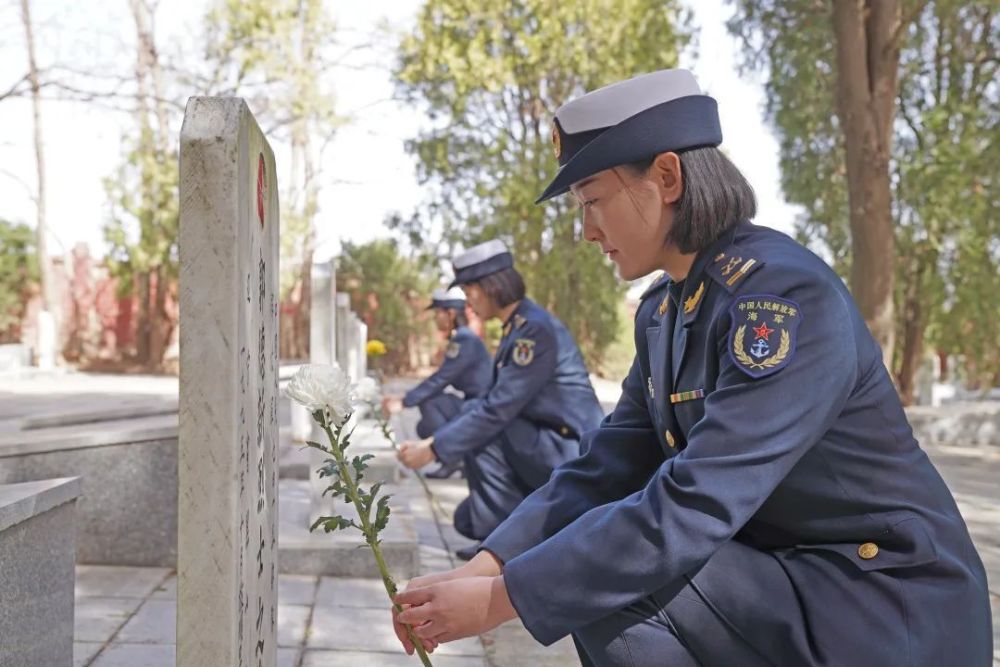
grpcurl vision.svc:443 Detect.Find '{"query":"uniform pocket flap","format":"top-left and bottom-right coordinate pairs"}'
top-left (794, 511), bottom-right (939, 572)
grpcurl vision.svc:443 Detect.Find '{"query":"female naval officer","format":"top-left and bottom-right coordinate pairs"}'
top-left (397, 240), bottom-right (605, 561)
top-left (390, 69), bottom-right (992, 667)
top-left (383, 287), bottom-right (492, 479)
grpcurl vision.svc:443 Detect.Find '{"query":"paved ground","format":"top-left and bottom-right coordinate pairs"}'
top-left (1, 372), bottom-right (996, 664)
top-left (68, 433), bottom-right (576, 666)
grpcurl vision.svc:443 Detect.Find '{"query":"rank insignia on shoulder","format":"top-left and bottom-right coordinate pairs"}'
top-left (512, 338), bottom-right (535, 366)
top-left (728, 295), bottom-right (801, 378)
top-left (708, 250), bottom-right (763, 292)
top-left (445, 342), bottom-right (460, 359)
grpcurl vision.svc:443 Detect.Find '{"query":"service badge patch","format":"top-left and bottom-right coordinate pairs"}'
top-left (512, 338), bottom-right (536, 366)
top-left (728, 295), bottom-right (801, 379)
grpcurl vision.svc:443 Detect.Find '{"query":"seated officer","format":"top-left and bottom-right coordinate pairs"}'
top-left (391, 70), bottom-right (993, 666)
top-left (398, 239), bottom-right (605, 560)
top-left (384, 287), bottom-right (492, 479)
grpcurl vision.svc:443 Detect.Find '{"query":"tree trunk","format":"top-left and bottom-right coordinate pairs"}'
top-left (20, 0), bottom-right (60, 357)
top-left (136, 272), bottom-right (151, 364)
top-left (896, 256), bottom-right (926, 406)
top-left (148, 266), bottom-right (170, 370)
top-left (129, 0), bottom-right (174, 370)
top-left (831, 0), bottom-right (902, 366)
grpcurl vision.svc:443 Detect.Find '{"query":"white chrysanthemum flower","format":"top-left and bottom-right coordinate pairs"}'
top-left (353, 377), bottom-right (382, 406)
top-left (286, 364), bottom-right (353, 426)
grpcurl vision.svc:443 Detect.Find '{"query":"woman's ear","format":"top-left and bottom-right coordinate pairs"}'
top-left (652, 152), bottom-right (683, 205)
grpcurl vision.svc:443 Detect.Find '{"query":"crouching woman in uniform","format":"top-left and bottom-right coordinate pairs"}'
top-left (390, 69), bottom-right (993, 666)
top-left (384, 287), bottom-right (492, 479)
top-left (398, 239), bottom-right (605, 560)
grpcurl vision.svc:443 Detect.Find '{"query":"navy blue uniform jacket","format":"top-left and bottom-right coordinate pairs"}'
top-left (483, 223), bottom-right (992, 665)
top-left (432, 299), bottom-right (605, 488)
top-left (403, 326), bottom-right (492, 408)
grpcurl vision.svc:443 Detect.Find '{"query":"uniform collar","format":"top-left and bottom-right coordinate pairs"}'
top-left (674, 223), bottom-right (745, 326)
top-left (501, 299), bottom-right (531, 338)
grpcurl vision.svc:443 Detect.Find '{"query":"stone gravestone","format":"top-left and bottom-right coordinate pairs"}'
top-left (178, 97), bottom-right (279, 667)
top-left (355, 317), bottom-right (369, 380)
top-left (307, 260), bottom-right (338, 522)
top-left (335, 293), bottom-right (352, 376)
top-left (310, 260), bottom-right (337, 365)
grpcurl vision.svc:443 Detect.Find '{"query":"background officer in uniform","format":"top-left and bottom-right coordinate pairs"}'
top-left (398, 239), bottom-right (605, 560)
top-left (384, 287), bottom-right (492, 479)
top-left (390, 70), bottom-right (993, 666)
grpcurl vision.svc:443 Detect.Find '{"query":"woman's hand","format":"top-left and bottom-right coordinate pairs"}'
top-left (391, 551), bottom-right (505, 653)
top-left (382, 395), bottom-right (403, 415)
top-left (398, 439), bottom-right (436, 470)
top-left (395, 576), bottom-right (518, 645)
top-left (408, 550), bottom-right (503, 589)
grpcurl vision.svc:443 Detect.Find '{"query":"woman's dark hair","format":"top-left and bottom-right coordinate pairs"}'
top-left (450, 308), bottom-right (468, 330)
top-left (625, 146), bottom-right (756, 254)
top-left (474, 267), bottom-right (526, 309)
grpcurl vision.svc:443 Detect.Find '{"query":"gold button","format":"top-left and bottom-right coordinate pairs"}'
top-left (665, 430), bottom-right (676, 448)
top-left (560, 426), bottom-right (569, 436)
top-left (858, 542), bottom-right (879, 560)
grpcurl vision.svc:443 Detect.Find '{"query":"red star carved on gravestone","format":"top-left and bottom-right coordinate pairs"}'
top-left (753, 322), bottom-right (774, 341)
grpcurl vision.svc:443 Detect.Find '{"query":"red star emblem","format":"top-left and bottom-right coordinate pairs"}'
top-left (752, 322), bottom-right (774, 341)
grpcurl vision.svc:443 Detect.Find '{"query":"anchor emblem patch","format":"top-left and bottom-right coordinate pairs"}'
top-left (729, 295), bottom-right (801, 379)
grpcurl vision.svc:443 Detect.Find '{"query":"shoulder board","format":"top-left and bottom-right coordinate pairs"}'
top-left (705, 247), bottom-right (765, 293)
top-left (639, 272), bottom-right (671, 301)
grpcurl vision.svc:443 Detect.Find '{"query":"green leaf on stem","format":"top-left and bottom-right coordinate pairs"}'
top-left (309, 515), bottom-right (355, 533)
top-left (374, 495), bottom-right (392, 532)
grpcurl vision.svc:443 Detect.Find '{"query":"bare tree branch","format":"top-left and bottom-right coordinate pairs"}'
top-left (0, 72), bottom-right (30, 102)
top-left (887, 0), bottom-right (933, 52)
top-left (0, 167), bottom-right (37, 202)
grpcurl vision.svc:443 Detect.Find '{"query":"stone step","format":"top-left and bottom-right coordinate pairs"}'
top-left (278, 479), bottom-right (419, 579)
top-left (279, 447), bottom-right (400, 484)
top-left (279, 418), bottom-right (400, 484)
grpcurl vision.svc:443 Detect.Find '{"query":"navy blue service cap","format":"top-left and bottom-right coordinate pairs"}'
top-left (450, 240), bottom-right (514, 288)
top-left (427, 287), bottom-right (467, 311)
top-left (538, 69), bottom-right (722, 203)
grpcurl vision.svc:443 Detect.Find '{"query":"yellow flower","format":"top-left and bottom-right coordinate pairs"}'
top-left (366, 339), bottom-right (387, 357)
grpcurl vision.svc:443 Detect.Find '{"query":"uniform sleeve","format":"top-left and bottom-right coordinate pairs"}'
top-left (482, 351), bottom-right (666, 565)
top-left (402, 334), bottom-right (478, 408)
top-left (431, 321), bottom-right (554, 464)
top-left (500, 277), bottom-right (861, 645)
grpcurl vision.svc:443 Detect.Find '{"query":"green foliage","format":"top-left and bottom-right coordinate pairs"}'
top-left (728, 0), bottom-right (999, 385)
top-left (203, 0), bottom-right (342, 299)
top-left (337, 239), bottom-right (437, 373)
top-left (393, 0), bottom-right (692, 368)
top-left (103, 131), bottom-right (179, 296)
top-left (0, 219), bottom-right (38, 342)
top-left (306, 403), bottom-right (432, 665)
top-left (308, 417), bottom-right (394, 547)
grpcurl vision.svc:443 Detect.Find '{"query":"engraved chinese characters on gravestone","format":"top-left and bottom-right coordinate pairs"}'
top-left (178, 98), bottom-right (278, 667)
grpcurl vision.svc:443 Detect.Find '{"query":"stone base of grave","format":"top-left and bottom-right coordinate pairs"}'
top-left (906, 402), bottom-right (1000, 448)
top-left (280, 446), bottom-right (400, 484)
top-left (0, 477), bottom-right (82, 667)
top-left (279, 479), bottom-right (420, 578)
top-left (0, 416), bottom-right (178, 567)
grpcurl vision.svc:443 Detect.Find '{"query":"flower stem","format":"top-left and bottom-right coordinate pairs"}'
top-left (371, 407), bottom-right (452, 521)
top-left (322, 421), bottom-right (434, 667)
